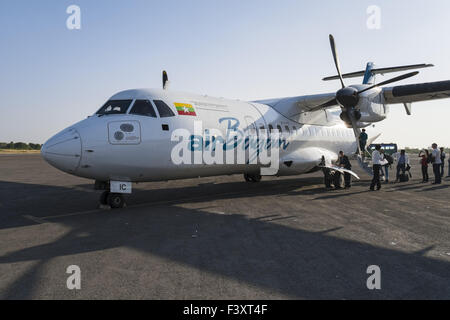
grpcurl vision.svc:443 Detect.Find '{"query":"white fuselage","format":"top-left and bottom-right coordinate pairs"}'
top-left (41, 88), bottom-right (358, 182)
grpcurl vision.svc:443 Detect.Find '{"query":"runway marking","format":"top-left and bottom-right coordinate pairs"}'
top-left (41, 208), bottom-right (103, 220)
top-left (22, 215), bottom-right (47, 224)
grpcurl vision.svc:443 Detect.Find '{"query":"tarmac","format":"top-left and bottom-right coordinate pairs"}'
top-left (0, 154), bottom-right (449, 299)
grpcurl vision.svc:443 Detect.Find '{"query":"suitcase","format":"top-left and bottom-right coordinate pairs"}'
top-left (399, 173), bottom-right (409, 182)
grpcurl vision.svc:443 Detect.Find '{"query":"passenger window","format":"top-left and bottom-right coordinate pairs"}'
top-left (285, 125), bottom-right (290, 133)
top-left (269, 125), bottom-right (274, 132)
top-left (277, 125), bottom-right (282, 133)
top-left (153, 100), bottom-right (175, 118)
top-left (130, 100), bottom-right (157, 117)
top-left (304, 127), bottom-right (310, 136)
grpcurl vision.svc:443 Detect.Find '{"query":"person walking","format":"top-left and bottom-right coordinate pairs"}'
top-left (370, 144), bottom-right (385, 191)
top-left (419, 149), bottom-right (429, 183)
top-left (431, 143), bottom-right (442, 184)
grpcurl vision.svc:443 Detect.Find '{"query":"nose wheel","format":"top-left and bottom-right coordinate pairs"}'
top-left (99, 191), bottom-right (126, 209)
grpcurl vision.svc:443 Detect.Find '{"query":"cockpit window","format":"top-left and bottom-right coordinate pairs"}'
top-left (130, 100), bottom-right (157, 117)
top-left (153, 100), bottom-right (175, 117)
top-left (96, 100), bottom-right (132, 115)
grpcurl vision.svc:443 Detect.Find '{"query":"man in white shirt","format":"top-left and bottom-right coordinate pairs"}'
top-left (431, 143), bottom-right (442, 184)
top-left (370, 144), bottom-right (387, 190)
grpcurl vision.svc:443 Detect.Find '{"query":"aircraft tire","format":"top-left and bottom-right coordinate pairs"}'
top-left (107, 193), bottom-right (125, 209)
top-left (244, 173), bottom-right (262, 183)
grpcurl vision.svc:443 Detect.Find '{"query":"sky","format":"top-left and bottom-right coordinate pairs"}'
top-left (0, 0), bottom-right (449, 148)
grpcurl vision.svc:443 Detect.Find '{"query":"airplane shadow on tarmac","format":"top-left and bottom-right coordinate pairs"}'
top-left (0, 179), bottom-right (449, 299)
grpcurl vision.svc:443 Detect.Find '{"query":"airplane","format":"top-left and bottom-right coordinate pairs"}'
top-left (41, 35), bottom-right (450, 208)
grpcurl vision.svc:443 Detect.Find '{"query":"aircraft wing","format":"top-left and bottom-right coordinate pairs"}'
top-left (257, 79), bottom-right (450, 115)
top-left (383, 80), bottom-right (450, 104)
top-left (255, 79), bottom-right (450, 119)
top-left (255, 92), bottom-right (338, 112)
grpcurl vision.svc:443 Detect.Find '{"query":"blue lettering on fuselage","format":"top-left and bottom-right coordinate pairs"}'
top-left (189, 117), bottom-right (289, 152)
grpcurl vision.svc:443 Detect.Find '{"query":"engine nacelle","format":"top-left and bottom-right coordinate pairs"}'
top-left (356, 92), bottom-right (388, 123)
top-left (339, 112), bottom-right (370, 128)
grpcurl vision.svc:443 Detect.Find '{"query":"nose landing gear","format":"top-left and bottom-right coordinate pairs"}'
top-left (99, 191), bottom-right (126, 209)
top-left (96, 180), bottom-right (130, 209)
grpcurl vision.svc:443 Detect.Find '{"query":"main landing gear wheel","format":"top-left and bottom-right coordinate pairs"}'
top-left (244, 173), bottom-right (262, 183)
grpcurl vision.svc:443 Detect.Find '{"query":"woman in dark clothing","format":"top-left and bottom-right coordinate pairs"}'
top-left (419, 149), bottom-right (429, 182)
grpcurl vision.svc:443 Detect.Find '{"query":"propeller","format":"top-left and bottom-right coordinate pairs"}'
top-left (162, 70), bottom-right (169, 90)
top-left (324, 35), bottom-right (419, 154)
top-left (327, 35), bottom-right (419, 112)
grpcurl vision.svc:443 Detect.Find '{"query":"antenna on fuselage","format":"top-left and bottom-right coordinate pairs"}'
top-left (162, 70), bottom-right (169, 90)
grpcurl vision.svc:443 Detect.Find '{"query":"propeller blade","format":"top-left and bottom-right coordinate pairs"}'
top-left (329, 34), bottom-right (345, 89)
top-left (357, 71), bottom-right (419, 94)
top-left (309, 98), bottom-right (338, 112)
top-left (349, 112), bottom-right (362, 152)
top-left (162, 70), bottom-right (169, 90)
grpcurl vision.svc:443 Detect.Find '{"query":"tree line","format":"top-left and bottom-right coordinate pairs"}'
top-left (0, 142), bottom-right (42, 150)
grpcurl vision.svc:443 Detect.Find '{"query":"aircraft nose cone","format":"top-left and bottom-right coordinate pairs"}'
top-left (41, 128), bottom-right (82, 174)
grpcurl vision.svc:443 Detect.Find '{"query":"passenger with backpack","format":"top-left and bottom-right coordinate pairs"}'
top-left (419, 149), bottom-right (429, 183)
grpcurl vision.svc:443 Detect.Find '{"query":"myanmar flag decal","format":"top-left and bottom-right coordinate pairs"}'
top-left (174, 102), bottom-right (197, 116)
